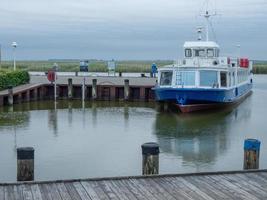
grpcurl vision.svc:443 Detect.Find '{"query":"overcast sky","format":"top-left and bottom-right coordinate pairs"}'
top-left (0, 0), bottom-right (266, 60)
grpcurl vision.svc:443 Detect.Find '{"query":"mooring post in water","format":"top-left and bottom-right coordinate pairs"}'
top-left (17, 147), bottom-right (34, 181)
top-left (82, 77), bottom-right (86, 101)
top-left (92, 79), bottom-right (97, 100)
top-left (244, 139), bottom-right (260, 170)
top-left (68, 78), bottom-right (73, 99)
top-left (124, 79), bottom-right (129, 100)
top-left (141, 142), bottom-right (159, 175)
top-left (7, 86), bottom-right (13, 105)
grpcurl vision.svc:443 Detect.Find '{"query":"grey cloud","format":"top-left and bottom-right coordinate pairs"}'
top-left (0, 0), bottom-right (266, 60)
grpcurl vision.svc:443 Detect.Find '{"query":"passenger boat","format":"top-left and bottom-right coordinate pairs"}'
top-left (154, 10), bottom-right (253, 113)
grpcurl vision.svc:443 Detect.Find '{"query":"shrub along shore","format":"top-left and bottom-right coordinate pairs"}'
top-left (0, 70), bottom-right (29, 91)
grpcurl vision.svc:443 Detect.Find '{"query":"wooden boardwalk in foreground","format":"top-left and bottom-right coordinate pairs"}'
top-left (1, 170), bottom-right (267, 200)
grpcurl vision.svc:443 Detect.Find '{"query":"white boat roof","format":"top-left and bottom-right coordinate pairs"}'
top-left (184, 41), bottom-right (219, 48)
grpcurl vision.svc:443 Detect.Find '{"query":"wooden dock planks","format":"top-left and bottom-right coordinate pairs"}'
top-left (1, 170), bottom-right (267, 200)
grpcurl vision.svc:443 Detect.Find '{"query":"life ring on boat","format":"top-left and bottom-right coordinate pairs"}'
top-left (213, 60), bottom-right (218, 65)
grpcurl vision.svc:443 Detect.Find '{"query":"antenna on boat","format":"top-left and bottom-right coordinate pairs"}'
top-left (200, 0), bottom-right (217, 41)
top-left (197, 27), bottom-right (203, 41)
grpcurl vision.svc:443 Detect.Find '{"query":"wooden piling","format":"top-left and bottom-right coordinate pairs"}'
top-left (25, 90), bottom-right (30, 102)
top-left (92, 79), bottom-right (97, 100)
top-left (17, 93), bottom-right (22, 104)
top-left (124, 79), bottom-right (129, 100)
top-left (110, 86), bottom-right (116, 100)
top-left (141, 142), bottom-right (159, 175)
top-left (140, 87), bottom-right (146, 101)
top-left (8, 86), bottom-right (13, 105)
top-left (244, 139), bottom-right (260, 170)
top-left (68, 78), bottom-right (73, 99)
top-left (17, 147), bottom-right (34, 181)
top-left (0, 96), bottom-right (3, 106)
top-left (33, 88), bottom-right (38, 101)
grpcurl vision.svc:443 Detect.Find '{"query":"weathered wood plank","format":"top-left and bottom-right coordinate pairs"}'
top-left (13, 185), bottom-right (24, 200)
top-left (146, 178), bottom-right (177, 200)
top-left (119, 179), bottom-right (151, 200)
top-left (236, 173), bottom-right (267, 193)
top-left (127, 179), bottom-right (159, 200)
top-left (1, 171), bottom-right (267, 200)
top-left (4, 186), bottom-right (13, 200)
top-left (38, 184), bottom-right (53, 200)
top-left (49, 183), bottom-right (63, 200)
top-left (73, 182), bottom-right (91, 200)
top-left (208, 175), bottom-right (259, 200)
top-left (0, 186), bottom-right (4, 200)
top-left (223, 174), bottom-right (267, 199)
top-left (80, 181), bottom-right (99, 200)
top-left (64, 182), bottom-right (82, 200)
top-left (111, 180), bottom-right (140, 200)
top-left (21, 184), bottom-right (34, 200)
top-left (98, 180), bottom-right (120, 200)
top-left (136, 178), bottom-right (172, 200)
top-left (161, 177), bottom-right (206, 200)
top-left (109, 180), bottom-right (137, 200)
top-left (170, 177), bottom-right (214, 200)
top-left (156, 177), bottom-right (193, 200)
top-left (201, 175), bottom-right (243, 200)
top-left (183, 175), bottom-right (232, 199)
top-left (217, 174), bottom-right (261, 200)
top-left (86, 181), bottom-right (110, 200)
top-left (242, 173), bottom-right (267, 192)
top-left (56, 183), bottom-right (72, 200)
top-left (30, 184), bottom-right (43, 200)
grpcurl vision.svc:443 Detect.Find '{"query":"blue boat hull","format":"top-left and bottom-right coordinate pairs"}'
top-left (154, 83), bottom-right (252, 105)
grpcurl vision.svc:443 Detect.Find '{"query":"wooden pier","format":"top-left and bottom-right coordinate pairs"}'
top-left (1, 170), bottom-right (267, 200)
top-left (0, 75), bottom-right (157, 106)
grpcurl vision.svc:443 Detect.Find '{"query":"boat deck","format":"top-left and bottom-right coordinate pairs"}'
top-left (1, 170), bottom-right (267, 200)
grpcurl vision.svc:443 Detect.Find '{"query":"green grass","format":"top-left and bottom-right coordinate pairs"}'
top-left (0, 60), bottom-right (173, 73)
top-left (252, 64), bottom-right (267, 74)
top-left (1, 60), bottom-right (266, 74)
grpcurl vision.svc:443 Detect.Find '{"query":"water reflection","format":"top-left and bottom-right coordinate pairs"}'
top-left (153, 96), bottom-right (252, 168)
top-left (0, 111), bottom-right (30, 129)
top-left (48, 102), bottom-right (58, 136)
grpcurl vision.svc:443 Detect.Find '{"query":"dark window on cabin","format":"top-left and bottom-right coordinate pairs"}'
top-left (207, 49), bottom-right (214, 57)
top-left (160, 71), bottom-right (173, 86)
top-left (214, 49), bottom-right (220, 57)
top-left (185, 49), bottom-right (192, 57)
top-left (194, 49), bottom-right (206, 57)
top-left (220, 72), bottom-right (227, 87)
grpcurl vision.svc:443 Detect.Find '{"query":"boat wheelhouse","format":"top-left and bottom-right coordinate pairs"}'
top-left (154, 12), bottom-right (253, 113)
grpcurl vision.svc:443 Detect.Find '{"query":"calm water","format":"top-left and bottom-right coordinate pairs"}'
top-left (0, 75), bottom-right (267, 182)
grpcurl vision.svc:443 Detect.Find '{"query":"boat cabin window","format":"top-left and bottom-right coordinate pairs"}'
top-left (194, 49), bottom-right (206, 57)
top-left (200, 71), bottom-right (218, 87)
top-left (220, 72), bottom-right (227, 87)
top-left (176, 71), bottom-right (195, 86)
top-left (160, 71), bottom-right (173, 86)
top-left (215, 49), bottom-right (220, 57)
top-left (207, 49), bottom-right (214, 57)
top-left (185, 49), bottom-right (192, 57)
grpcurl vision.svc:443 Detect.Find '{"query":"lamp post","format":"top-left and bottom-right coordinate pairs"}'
top-left (12, 42), bottom-right (17, 71)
